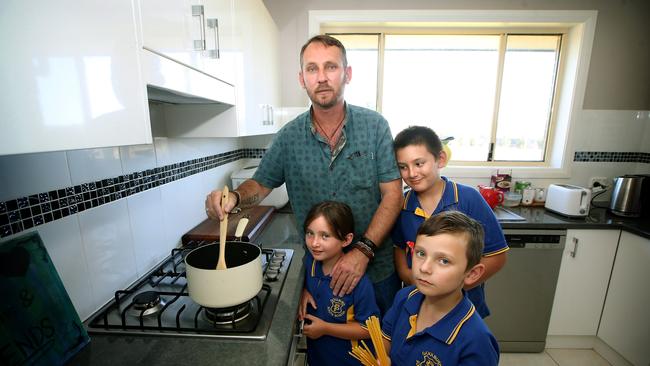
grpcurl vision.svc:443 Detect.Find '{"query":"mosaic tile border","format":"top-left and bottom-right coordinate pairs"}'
top-left (0, 148), bottom-right (266, 239)
top-left (574, 151), bottom-right (650, 163)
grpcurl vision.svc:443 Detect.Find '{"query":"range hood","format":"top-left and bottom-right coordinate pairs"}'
top-left (140, 48), bottom-right (235, 109)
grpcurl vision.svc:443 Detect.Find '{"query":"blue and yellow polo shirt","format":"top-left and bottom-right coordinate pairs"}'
top-left (304, 253), bottom-right (380, 366)
top-left (253, 103), bottom-right (401, 284)
top-left (382, 286), bottom-right (500, 366)
top-left (391, 176), bottom-right (509, 317)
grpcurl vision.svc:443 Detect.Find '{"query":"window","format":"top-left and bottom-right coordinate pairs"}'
top-left (330, 32), bottom-right (562, 164)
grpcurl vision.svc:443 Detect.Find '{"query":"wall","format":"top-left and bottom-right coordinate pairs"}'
top-left (0, 103), bottom-right (263, 320)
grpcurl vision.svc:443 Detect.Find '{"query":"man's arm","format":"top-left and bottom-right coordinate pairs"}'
top-left (330, 179), bottom-right (403, 296)
top-left (205, 179), bottom-right (272, 220)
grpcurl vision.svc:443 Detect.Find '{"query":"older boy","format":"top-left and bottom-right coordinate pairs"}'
top-left (382, 211), bottom-right (500, 365)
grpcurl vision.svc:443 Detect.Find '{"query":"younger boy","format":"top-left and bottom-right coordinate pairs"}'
top-left (382, 211), bottom-right (500, 365)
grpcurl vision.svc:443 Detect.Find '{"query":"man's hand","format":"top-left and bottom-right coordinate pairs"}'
top-left (298, 288), bottom-right (316, 321)
top-left (330, 249), bottom-right (369, 297)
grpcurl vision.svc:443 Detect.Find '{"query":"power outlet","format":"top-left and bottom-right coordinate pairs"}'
top-left (589, 177), bottom-right (609, 190)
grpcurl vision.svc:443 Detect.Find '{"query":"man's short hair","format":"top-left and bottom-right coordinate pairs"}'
top-left (416, 210), bottom-right (484, 269)
top-left (299, 34), bottom-right (348, 69)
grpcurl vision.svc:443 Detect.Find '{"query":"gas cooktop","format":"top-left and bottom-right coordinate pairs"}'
top-left (83, 240), bottom-right (293, 340)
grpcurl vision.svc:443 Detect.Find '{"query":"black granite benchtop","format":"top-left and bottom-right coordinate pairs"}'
top-left (499, 206), bottom-right (650, 239)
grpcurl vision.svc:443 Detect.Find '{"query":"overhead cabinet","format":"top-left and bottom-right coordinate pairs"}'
top-left (163, 0), bottom-right (281, 137)
top-left (0, 0), bottom-right (152, 156)
top-left (138, 0), bottom-right (236, 85)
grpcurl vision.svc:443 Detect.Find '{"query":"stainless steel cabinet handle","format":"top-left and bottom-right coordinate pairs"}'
top-left (569, 237), bottom-right (579, 258)
top-left (192, 5), bottom-right (206, 51)
top-left (206, 18), bottom-right (220, 59)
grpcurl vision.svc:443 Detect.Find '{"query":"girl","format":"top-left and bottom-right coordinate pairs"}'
top-left (298, 200), bottom-right (380, 366)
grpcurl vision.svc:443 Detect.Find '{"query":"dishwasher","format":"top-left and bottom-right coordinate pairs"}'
top-left (483, 228), bottom-right (566, 353)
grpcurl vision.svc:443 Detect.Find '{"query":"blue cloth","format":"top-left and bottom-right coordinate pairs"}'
top-left (372, 271), bottom-right (401, 316)
top-left (382, 286), bottom-right (500, 366)
top-left (252, 103), bottom-right (401, 284)
top-left (304, 253), bottom-right (380, 366)
top-left (390, 176), bottom-right (509, 317)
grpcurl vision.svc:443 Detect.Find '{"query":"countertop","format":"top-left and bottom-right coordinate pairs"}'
top-left (69, 213), bottom-right (305, 366)
top-left (67, 206), bottom-right (648, 366)
top-left (497, 206), bottom-right (650, 239)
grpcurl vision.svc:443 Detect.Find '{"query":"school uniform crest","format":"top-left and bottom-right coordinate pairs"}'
top-left (416, 351), bottom-right (442, 366)
top-left (327, 298), bottom-right (346, 317)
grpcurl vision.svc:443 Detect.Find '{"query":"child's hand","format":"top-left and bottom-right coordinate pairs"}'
top-left (302, 314), bottom-right (326, 339)
top-left (297, 288), bottom-right (317, 320)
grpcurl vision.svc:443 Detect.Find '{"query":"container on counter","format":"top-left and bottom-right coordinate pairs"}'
top-left (503, 191), bottom-right (522, 207)
top-left (491, 169), bottom-right (512, 193)
top-left (514, 181), bottom-right (532, 194)
top-left (521, 187), bottom-right (536, 206)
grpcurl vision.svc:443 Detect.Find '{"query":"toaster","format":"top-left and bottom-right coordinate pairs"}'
top-left (544, 184), bottom-right (592, 217)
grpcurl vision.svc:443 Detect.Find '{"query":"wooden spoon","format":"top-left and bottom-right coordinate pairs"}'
top-left (216, 186), bottom-right (229, 270)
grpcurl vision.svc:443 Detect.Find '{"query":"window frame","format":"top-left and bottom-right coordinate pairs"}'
top-left (329, 31), bottom-right (564, 166)
top-left (311, 10), bottom-right (598, 179)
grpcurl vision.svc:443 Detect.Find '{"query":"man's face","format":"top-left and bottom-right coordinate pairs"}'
top-left (299, 42), bottom-right (351, 110)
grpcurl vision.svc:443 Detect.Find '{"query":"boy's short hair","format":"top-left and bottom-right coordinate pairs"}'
top-left (416, 211), bottom-right (484, 269)
top-left (393, 126), bottom-right (443, 157)
top-left (300, 34), bottom-right (348, 69)
top-left (303, 200), bottom-right (355, 241)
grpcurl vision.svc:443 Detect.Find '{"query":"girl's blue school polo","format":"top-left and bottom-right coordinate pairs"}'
top-left (391, 176), bottom-right (509, 317)
top-left (304, 253), bottom-right (380, 366)
top-left (382, 286), bottom-right (500, 366)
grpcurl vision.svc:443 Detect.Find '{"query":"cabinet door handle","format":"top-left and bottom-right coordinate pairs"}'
top-left (192, 5), bottom-right (206, 51)
top-left (269, 105), bottom-right (274, 125)
top-left (206, 18), bottom-right (220, 59)
top-left (569, 237), bottom-right (579, 258)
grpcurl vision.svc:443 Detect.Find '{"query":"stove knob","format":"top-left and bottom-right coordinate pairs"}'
top-left (269, 263), bottom-right (281, 271)
top-left (265, 269), bottom-right (279, 281)
top-left (273, 250), bottom-right (286, 259)
top-left (271, 257), bottom-right (284, 266)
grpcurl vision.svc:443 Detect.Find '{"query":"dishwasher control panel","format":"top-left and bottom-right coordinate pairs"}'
top-left (503, 229), bottom-right (566, 249)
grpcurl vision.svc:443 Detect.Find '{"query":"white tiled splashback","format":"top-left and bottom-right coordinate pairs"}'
top-left (0, 137), bottom-right (246, 320)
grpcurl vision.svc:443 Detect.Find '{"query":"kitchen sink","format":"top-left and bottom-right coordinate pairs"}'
top-left (494, 207), bottom-right (526, 222)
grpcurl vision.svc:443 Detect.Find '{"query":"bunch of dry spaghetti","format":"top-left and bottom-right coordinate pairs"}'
top-left (349, 316), bottom-right (389, 366)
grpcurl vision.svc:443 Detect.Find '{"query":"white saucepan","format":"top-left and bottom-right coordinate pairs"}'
top-left (185, 218), bottom-right (262, 308)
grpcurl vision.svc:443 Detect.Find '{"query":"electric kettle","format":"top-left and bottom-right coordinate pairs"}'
top-left (609, 175), bottom-right (650, 217)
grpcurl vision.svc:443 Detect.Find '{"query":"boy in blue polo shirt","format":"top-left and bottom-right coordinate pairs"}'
top-left (297, 201), bottom-right (380, 366)
top-left (391, 125), bottom-right (508, 318)
top-left (382, 210), bottom-right (499, 365)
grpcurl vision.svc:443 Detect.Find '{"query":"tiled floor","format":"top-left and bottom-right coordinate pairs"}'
top-left (500, 349), bottom-right (611, 366)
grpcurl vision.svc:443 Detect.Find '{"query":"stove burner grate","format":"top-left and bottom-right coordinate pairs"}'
top-left (128, 291), bottom-right (166, 317)
top-left (203, 300), bottom-right (253, 325)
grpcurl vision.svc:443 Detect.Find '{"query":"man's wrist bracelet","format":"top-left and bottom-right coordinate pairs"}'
top-left (231, 190), bottom-right (241, 208)
top-left (352, 240), bottom-right (375, 260)
top-left (359, 236), bottom-right (378, 252)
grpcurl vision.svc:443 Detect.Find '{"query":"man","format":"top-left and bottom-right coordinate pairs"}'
top-left (205, 35), bottom-right (403, 313)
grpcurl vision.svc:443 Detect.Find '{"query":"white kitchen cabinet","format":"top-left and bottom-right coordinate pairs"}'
top-left (0, 0), bottom-right (152, 156)
top-left (548, 229), bottom-right (619, 336)
top-left (138, 0), bottom-right (235, 84)
top-left (231, 0), bottom-right (281, 136)
top-left (161, 0), bottom-right (280, 137)
top-left (598, 231), bottom-right (650, 366)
